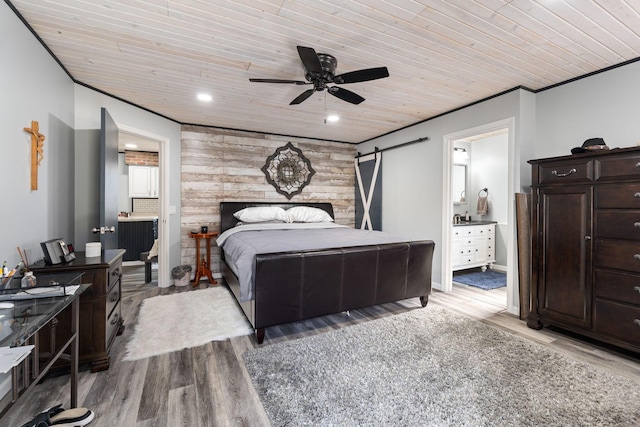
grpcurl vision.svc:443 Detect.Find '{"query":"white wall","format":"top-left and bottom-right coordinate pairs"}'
top-left (0, 1), bottom-right (76, 400)
top-left (0, 3), bottom-right (75, 268)
top-left (470, 135), bottom-right (508, 224)
top-left (358, 90), bottom-right (527, 292)
top-left (357, 59), bottom-right (640, 314)
top-left (536, 60), bottom-right (640, 157)
top-left (470, 134), bottom-right (509, 266)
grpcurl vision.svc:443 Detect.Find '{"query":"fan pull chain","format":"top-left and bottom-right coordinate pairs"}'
top-left (324, 91), bottom-right (327, 124)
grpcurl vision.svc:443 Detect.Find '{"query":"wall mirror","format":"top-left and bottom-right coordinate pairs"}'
top-left (452, 164), bottom-right (467, 205)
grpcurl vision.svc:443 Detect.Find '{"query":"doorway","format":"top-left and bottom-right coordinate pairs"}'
top-left (441, 118), bottom-right (519, 316)
top-left (116, 124), bottom-right (170, 288)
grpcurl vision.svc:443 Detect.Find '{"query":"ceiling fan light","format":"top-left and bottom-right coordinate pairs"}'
top-left (326, 114), bottom-right (339, 122)
top-left (197, 93), bottom-right (213, 102)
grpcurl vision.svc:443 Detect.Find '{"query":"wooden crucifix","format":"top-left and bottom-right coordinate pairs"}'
top-left (23, 120), bottom-right (45, 190)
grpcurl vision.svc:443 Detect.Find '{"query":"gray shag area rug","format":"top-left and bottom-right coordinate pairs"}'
top-left (243, 305), bottom-right (640, 427)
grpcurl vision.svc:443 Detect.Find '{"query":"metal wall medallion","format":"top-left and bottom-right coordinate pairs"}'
top-left (262, 142), bottom-right (315, 199)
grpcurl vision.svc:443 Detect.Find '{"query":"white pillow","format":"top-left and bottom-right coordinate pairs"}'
top-left (233, 206), bottom-right (289, 223)
top-left (286, 206), bottom-right (334, 223)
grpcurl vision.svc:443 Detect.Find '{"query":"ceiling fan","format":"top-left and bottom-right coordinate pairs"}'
top-left (249, 46), bottom-right (389, 105)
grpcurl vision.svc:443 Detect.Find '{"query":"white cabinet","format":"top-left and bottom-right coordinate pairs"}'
top-left (128, 166), bottom-right (158, 198)
top-left (452, 223), bottom-right (496, 271)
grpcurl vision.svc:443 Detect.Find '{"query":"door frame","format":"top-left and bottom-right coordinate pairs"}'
top-left (441, 117), bottom-right (519, 315)
top-left (118, 124), bottom-right (170, 288)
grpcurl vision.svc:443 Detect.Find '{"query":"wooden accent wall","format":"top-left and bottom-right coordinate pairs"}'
top-left (180, 125), bottom-right (356, 274)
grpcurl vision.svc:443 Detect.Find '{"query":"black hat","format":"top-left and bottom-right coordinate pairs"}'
top-left (571, 138), bottom-right (609, 154)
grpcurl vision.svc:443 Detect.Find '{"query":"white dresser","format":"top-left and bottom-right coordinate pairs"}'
top-left (452, 222), bottom-right (496, 271)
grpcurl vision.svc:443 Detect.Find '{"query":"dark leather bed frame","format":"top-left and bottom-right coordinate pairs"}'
top-left (219, 201), bottom-right (435, 343)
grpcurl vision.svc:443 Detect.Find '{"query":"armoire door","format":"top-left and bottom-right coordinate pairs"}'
top-left (538, 185), bottom-right (593, 328)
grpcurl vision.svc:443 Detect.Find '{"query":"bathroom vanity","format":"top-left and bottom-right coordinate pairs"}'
top-left (452, 221), bottom-right (497, 271)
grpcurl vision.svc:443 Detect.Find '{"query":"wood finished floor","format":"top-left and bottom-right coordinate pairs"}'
top-left (2, 266), bottom-right (639, 427)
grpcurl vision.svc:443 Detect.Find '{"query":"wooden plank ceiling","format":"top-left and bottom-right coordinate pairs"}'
top-left (9, 0), bottom-right (640, 143)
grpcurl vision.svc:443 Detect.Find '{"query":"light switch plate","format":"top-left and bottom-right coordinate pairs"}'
top-left (169, 205), bottom-right (177, 215)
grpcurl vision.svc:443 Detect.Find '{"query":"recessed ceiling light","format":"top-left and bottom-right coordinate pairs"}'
top-left (125, 143), bottom-right (138, 149)
top-left (197, 93), bottom-right (213, 102)
top-left (326, 114), bottom-right (340, 123)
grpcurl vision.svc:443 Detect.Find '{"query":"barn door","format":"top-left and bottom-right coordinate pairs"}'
top-left (355, 152), bottom-right (382, 230)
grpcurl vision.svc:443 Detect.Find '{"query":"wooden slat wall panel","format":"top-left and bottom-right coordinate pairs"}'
top-left (180, 126), bottom-right (356, 274)
top-left (10, 0), bottom-right (640, 143)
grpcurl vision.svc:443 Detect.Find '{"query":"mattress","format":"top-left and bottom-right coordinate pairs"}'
top-left (218, 223), bottom-right (417, 301)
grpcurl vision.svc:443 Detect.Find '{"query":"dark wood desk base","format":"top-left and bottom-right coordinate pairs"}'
top-left (0, 286), bottom-right (87, 420)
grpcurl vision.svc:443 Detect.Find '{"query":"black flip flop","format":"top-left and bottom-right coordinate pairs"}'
top-left (50, 408), bottom-right (95, 426)
top-left (20, 404), bottom-right (66, 427)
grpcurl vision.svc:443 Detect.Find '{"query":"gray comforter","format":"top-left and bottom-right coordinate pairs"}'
top-left (218, 223), bottom-right (415, 301)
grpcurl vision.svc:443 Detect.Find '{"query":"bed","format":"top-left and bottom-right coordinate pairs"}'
top-left (218, 201), bottom-right (435, 343)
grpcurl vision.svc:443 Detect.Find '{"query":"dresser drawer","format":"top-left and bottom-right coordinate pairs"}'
top-left (595, 239), bottom-right (640, 272)
top-left (461, 255), bottom-right (475, 265)
top-left (593, 299), bottom-right (640, 347)
top-left (461, 228), bottom-right (474, 237)
top-left (106, 300), bottom-right (122, 348)
top-left (596, 210), bottom-right (640, 240)
top-left (595, 269), bottom-right (640, 305)
top-left (474, 225), bottom-right (494, 237)
top-left (105, 280), bottom-right (121, 318)
top-left (537, 159), bottom-right (593, 184)
top-left (107, 260), bottom-right (122, 293)
top-left (462, 237), bottom-right (475, 247)
top-left (596, 184), bottom-right (640, 209)
top-left (595, 153), bottom-right (640, 181)
top-left (453, 227), bottom-right (474, 238)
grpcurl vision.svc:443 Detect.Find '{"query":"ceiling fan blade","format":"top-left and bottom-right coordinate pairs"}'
top-left (333, 67), bottom-right (389, 84)
top-left (328, 86), bottom-right (365, 105)
top-left (290, 89), bottom-right (316, 105)
top-left (249, 78), bottom-right (308, 85)
top-left (297, 46), bottom-right (323, 75)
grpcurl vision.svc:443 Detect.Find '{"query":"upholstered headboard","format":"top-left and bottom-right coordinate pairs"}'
top-left (219, 202), bottom-right (335, 234)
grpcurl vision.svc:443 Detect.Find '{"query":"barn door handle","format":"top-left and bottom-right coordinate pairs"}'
top-left (635, 254), bottom-right (640, 261)
top-left (551, 168), bottom-right (576, 177)
top-left (634, 286), bottom-right (640, 293)
top-left (634, 319), bottom-right (640, 327)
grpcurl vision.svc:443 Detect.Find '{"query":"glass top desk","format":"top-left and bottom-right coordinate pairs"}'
top-left (0, 272), bottom-right (90, 418)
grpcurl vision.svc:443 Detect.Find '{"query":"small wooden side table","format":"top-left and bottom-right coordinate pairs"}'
top-left (189, 231), bottom-right (219, 286)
